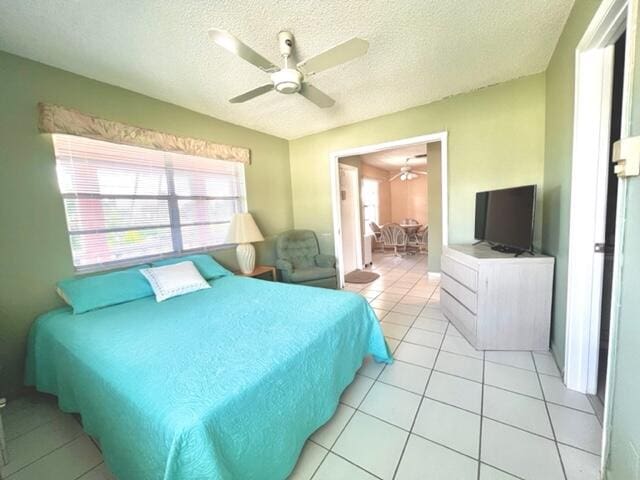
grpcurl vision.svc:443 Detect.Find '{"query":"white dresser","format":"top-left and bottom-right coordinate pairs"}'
top-left (440, 244), bottom-right (554, 351)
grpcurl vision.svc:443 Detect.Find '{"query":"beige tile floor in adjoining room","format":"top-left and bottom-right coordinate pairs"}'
top-left (1, 253), bottom-right (602, 480)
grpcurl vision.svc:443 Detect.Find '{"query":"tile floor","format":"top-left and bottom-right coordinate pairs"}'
top-left (1, 253), bottom-right (603, 480)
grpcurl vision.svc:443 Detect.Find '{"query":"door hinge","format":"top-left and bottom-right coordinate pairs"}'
top-left (612, 136), bottom-right (640, 177)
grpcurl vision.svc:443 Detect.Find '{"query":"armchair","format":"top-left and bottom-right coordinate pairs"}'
top-left (276, 230), bottom-right (337, 289)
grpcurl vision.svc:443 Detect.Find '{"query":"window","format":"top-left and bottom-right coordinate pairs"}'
top-left (53, 134), bottom-right (246, 272)
top-left (361, 178), bottom-right (380, 233)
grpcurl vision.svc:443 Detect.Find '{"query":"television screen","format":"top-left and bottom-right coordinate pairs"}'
top-left (474, 185), bottom-right (536, 251)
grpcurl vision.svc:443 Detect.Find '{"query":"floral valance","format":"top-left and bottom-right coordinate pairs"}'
top-left (38, 103), bottom-right (251, 164)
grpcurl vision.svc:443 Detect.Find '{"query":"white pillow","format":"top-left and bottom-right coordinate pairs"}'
top-left (141, 261), bottom-right (210, 302)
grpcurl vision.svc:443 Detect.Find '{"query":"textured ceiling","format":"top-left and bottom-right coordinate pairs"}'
top-left (360, 144), bottom-right (427, 171)
top-left (0, 0), bottom-right (574, 139)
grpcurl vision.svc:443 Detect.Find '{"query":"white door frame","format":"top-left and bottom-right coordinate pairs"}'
top-left (564, 0), bottom-right (637, 474)
top-left (338, 163), bottom-right (363, 274)
top-left (329, 132), bottom-right (449, 287)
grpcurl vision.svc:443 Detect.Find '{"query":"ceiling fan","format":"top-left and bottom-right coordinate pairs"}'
top-left (208, 29), bottom-right (369, 108)
top-left (389, 158), bottom-right (427, 182)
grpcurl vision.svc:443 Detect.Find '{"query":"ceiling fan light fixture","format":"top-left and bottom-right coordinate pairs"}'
top-left (271, 69), bottom-right (302, 94)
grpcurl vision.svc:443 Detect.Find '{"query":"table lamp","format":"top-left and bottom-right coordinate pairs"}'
top-left (226, 213), bottom-right (264, 274)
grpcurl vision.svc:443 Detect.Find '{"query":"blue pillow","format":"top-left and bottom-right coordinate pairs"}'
top-left (151, 254), bottom-right (232, 280)
top-left (57, 265), bottom-right (154, 314)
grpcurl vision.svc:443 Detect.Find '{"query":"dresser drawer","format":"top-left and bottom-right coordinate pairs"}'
top-left (441, 255), bottom-right (478, 291)
top-left (441, 273), bottom-right (478, 314)
top-left (441, 290), bottom-right (477, 341)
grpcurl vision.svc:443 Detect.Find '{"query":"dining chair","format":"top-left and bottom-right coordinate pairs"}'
top-left (417, 226), bottom-right (429, 253)
top-left (381, 224), bottom-right (408, 256)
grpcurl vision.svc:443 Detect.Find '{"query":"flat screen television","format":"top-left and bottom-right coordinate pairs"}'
top-left (474, 185), bottom-right (536, 253)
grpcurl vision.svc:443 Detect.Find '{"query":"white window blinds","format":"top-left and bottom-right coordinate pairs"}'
top-left (53, 134), bottom-right (246, 271)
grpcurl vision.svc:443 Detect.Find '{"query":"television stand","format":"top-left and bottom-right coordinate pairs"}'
top-left (441, 244), bottom-right (554, 350)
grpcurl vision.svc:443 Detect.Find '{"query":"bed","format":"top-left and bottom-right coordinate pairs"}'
top-left (25, 275), bottom-right (391, 479)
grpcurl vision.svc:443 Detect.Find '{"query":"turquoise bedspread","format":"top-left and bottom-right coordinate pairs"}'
top-left (25, 276), bottom-right (391, 479)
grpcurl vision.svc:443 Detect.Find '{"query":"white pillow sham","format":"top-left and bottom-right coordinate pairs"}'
top-left (141, 261), bottom-right (210, 302)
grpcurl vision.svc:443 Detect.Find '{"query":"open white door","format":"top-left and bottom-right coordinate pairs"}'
top-left (339, 164), bottom-right (362, 275)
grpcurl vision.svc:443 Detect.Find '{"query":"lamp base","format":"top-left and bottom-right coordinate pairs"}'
top-left (236, 243), bottom-right (256, 274)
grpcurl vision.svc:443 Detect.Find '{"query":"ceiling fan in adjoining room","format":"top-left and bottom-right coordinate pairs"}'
top-left (389, 156), bottom-right (427, 181)
top-left (208, 28), bottom-right (369, 108)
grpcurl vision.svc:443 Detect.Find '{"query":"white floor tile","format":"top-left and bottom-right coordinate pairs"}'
top-left (2, 415), bottom-right (83, 477)
top-left (484, 362), bottom-right (542, 398)
top-left (558, 443), bottom-right (601, 480)
top-left (311, 403), bottom-right (355, 449)
top-left (394, 342), bottom-right (438, 368)
top-left (378, 360), bottom-right (430, 394)
top-left (425, 372), bottom-right (482, 414)
top-left (435, 351), bottom-right (483, 382)
top-left (383, 312), bottom-right (416, 327)
top-left (77, 463), bottom-right (116, 480)
top-left (485, 351), bottom-right (535, 371)
top-left (412, 317), bottom-right (448, 333)
top-left (539, 374), bottom-right (593, 413)
top-left (391, 304), bottom-right (423, 316)
top-left (482, 385), bottom-right (553, 438)
top-left (370, 299), bottom-right (397, 311)
top-left (386, 338), bottom-right (400, 353)
top-left (418, 306), bottom-right (445, 320)
top-left (312, 453), bottom-right (377, 480)
top-left (380, 322), bottom-right (409, 340)
top-left (479, 464), bottom-right (520, 479)
top-left (340, 375), bottom-right (374, 408)
top-left (413, 398), bottom-right (481, 458)
top-left (358, 356), bottom-right (385, 379)
top-left (397, 296), bottom-right (427, 307)
top-left (533, 352), bottom-right (561, 377)
top-left (360, 382), bottom-right (421, 430)
top-left (288, 442), bottom-right (327, 480)
top-left (372, 308), bottom-right (388, 320)
top-left (375, 292), bottom-right (404, 303)
top-left (441, 335), bottom-right (484, 359)
top-left (395, 434), bottom-right (477, 480)
top-left (481, 418), bottom-right (564, 480)
top-left (7, 435), bottom-right (102, 480)
top-left (403, 328), bottom-right (443, 349)
top-left (333, 412), bottom-right (408, 480)
top-left (547, 404), bottom-right (602, 454)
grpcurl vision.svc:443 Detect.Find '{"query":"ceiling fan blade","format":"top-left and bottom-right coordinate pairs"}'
top-left (297, 37), bottom-right (369, 75)
top-left (209, 28), bottom-right (279, 73)
top-left (414, 170), bottom-right (428, 175)
top-left (389, 172), bottom-right (402, 181)
top-left (298, 84), bottom-right (335, 108)
top-left (229, 84), bottom-right (274, 103)
top-left (414, 154), bottom-right (427, 158)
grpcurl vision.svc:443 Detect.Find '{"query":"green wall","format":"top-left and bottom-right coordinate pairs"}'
top-left (606, 9), bottom-right (640, 479)
top-left (0, 51), bottom-right (293, 397)
top-left (541, 0), bottom-right (602, 372)
top-left (289, 73), bottom-right (547, 261)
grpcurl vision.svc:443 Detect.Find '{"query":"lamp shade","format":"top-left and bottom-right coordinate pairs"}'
top-left (226, 212), bottom-right (264, 244)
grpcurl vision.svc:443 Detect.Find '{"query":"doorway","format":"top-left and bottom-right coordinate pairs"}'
top-left (596, 31), bottom-right (625, 408)
top-left (329, 132), bottom-right (449, 287)
top-left (338, 163), bottom-right (362, 275)
top-left (564, 0), bottom-right (636, 473)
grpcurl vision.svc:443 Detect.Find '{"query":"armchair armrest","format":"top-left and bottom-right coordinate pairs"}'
top-left (314, 254), bottom-right (336, 268)
top-left (276, 259), bottom-right (294, 282)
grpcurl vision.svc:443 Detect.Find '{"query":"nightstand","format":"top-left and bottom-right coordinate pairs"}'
top-left (235, 265), bottom-right (277, 281)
